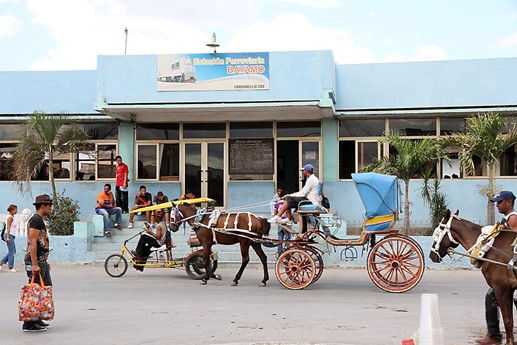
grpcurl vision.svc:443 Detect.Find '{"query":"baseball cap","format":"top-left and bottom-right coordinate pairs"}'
top-left (33, 194), bottom-right (53, 206)
top-left (491, 191), bottom-right (516, 202)
top-left (301, 163), bottom-right (314, 172)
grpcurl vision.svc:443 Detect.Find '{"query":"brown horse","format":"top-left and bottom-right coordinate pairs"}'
top-left (172, 203), bottom-right (271, 286)
top-left (429, 209), bottom-right (517, 345)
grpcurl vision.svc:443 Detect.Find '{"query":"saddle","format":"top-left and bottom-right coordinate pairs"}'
top-left (470, 222), bottom-right (503, 267)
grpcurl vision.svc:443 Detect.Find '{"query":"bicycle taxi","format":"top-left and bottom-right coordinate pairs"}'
top-left (104, 198), bottom-right (219, 280)
top-left (267, 172), bottom-right (425, 292)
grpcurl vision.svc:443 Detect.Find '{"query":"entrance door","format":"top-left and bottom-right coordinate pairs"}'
top-left (276, 140), bottom-right (320, 193)
top-left (184, 142), bottom-right (225, 207)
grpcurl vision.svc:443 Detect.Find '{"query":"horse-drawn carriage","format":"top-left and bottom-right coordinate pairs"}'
top-left (108, 172), bottom-right (425, 293)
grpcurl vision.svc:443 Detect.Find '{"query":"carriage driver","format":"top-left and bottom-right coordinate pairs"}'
top-left (131, 210), bottom-right (169, 272)
top-left (475, 190), bottom-right (517, 345)
top-left (268, 163), bottom-right (322, 225)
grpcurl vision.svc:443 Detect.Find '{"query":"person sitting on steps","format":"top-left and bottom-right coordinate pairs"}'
top-left (128, 185), bottom-right (152, 229)
top-left (95, 184), bottom-right (122, 238)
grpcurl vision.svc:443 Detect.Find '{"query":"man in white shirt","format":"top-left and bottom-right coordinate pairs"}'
top-left (268, 163), bottom-right (321, 224)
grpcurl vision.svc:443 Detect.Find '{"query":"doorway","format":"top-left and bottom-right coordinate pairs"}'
top-left (277, 140), bottom-right (320, 193)
top-left (184, 142), bottom-right (225, 207)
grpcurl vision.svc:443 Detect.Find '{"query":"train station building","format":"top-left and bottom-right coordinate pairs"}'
top-left (1, 50), bottom-right (517, 228)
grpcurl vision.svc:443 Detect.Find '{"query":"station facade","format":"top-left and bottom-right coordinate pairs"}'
top-left (1, 50), bottom-right (517, 228)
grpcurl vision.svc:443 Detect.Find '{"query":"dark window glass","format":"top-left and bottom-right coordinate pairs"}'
top-left (138, 145), bottom-right (157, 179)
top-left (230, 122), bottom-right (273, 138)
top-left (339, 141), bottom-right (355, 179)
top-left (389, 118), bottom-right (436, 136)
top-left (136, 123), bottom-right (179, 140)
top-left (500, 144), bottom-right (517, 176)
top-left (277, 122), bottom-right (321, 137)
top-left (82, 123), bottom-right (119, 140)
top-left (183, 123), bottom-right (225, 138)
top-left (97, 145), bottom-right (117, 179)
top-left (339, 119), bottom-right (385, 137)
top-left (440, 118), bottom-right (465, 135)
top-left (76, 144), bottom-right (96, 181)
top-left (0, 143), bottom-right (15, 180)
top-left (0, 124), bottom-right (24, 140)
top-left (160, 144), bottom-right (180, 181)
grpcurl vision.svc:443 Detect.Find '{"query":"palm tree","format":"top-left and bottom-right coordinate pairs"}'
top-left (363, 131), bottom-right (449, 234)
top-left (444, 112), bottom-right (517, 224)
top-left (11, 111), bottom-right (90, 200)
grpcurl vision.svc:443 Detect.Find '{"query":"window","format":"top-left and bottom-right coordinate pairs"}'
top-left (439, 118), bottom-right (465, 135)
top-left (137, 145), bottom-right (157, 180)
top-left (277, 121), bottom-right (321, 137)
top-left (75, 143), bottom-right (117, 181)
top-left (159, 144), bottom-right (180, 181)
top-left (183, 123), bottom-right (225, 138)
top-left (339, 140), bottom-right (382, 179)
top-left (82, 123), bottom-right (119, 140)
top-left (389, 118), bottom-right (436, 136)
top-left (136, 124), bottom-right (179, 140)
top-left (230, 122), bottom-right (273, 138)
top-left (0, 143), bottom-right (15, 181)
top-left (339, 119), bottom-right (385, 137)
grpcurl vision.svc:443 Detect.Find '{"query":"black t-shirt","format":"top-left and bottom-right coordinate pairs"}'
top-left (27, 214), bottom-right (50, 261)
top-left (135, 192), bottom-right (152, 206)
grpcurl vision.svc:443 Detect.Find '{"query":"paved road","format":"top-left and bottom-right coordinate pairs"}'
top-left (0, 265), bottom-right (496, 345)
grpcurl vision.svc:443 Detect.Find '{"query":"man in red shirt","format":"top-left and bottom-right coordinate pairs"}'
top-left (115, 155), bottom-right (129, 213)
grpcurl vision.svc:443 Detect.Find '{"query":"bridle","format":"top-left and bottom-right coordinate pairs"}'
top-left (430, 214), bottom-right (460, 262)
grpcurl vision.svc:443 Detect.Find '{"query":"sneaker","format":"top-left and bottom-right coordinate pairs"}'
top-left (35, 320), bottom-right (49, 327)
top-left (22, 323), bottom-right (47, 332)
top-left (114, 223), bottom-right (122, 230)
top-left (9, 268), bottom-right (17, 273)
top-left (0, 265), bottom-right (3, 271)
top-left (128, 223), bottom-right (133, 229)
top-left (267, 215), bottom-right (281, 224)
top-left (104, 231), bottom-right (112, 238)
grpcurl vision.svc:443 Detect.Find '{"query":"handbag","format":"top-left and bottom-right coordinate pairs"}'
top-left (0, 222), bottom-right (5, 242)
top-left (18, 273), bottom-right (55, 321)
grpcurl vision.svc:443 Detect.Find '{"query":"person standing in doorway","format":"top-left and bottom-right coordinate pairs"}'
top-left (22, 194), bottom-right (53, 332)
top-left (0, 204), bottom-right (18, 272)
top-left (115, 155), bottom-right (129, 213)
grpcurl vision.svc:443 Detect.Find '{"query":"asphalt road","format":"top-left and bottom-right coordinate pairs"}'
top-left (0, 265), bottom-right (497, 345)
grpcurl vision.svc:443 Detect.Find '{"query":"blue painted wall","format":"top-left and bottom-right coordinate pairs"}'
top-left (0, 70), bottom-right (98, 114)
top-left (335, 57), bottom-right (517, 111)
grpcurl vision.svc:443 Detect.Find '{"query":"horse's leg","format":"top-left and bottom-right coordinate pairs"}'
top-left (231, 240), bottom-right (250, 287)
top-left (200, 235), bottom-right (214, 286)
top-left (494, 288), bottom-right (514, 345)
top-left (251, 241), bottom-right (269, 287)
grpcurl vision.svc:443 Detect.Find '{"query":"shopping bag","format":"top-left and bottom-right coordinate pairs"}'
top-left (18, 273), bottom-right (55, 321)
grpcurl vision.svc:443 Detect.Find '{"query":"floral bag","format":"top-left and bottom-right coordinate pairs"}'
top-left (18, 273), bottom-right (55, 321)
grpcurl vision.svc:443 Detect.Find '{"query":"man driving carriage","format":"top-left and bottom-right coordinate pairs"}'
top-left (476, 191), bottom-right (517, 345)
top-left (268, 163), bottom-right (321, 225)
top-left (131, 210), bottom-right (170, 272)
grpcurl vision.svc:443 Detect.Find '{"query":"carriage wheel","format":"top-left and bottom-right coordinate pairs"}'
top-left (275, 248), bottom-right (316, 290)
top-left (184, 253), bottom-right (217, 280)
top-left (367, 235), bottom-right (425, 293)
top-left (104, 254), bottom-right (128, 278)
top-left (302, 246), bottom-right (324, 284)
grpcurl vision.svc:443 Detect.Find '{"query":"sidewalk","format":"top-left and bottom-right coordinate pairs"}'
top-left (0, 265), bottom-right (489, 345)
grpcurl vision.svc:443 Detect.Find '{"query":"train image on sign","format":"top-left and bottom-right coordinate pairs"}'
top-left (158, 56), bottom-right (196, 83)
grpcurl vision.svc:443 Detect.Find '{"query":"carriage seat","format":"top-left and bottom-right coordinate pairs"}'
top-left (296, 182), bottom-right (328, 213)
top-left (363, 213), bottom-right (396, 232)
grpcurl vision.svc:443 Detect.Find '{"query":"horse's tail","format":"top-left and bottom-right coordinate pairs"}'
top-left (259, 217), bottom-right (271, 236)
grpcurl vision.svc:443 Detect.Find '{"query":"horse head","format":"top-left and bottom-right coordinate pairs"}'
top-left (429, 209), bottom-right (461, 263)
top-left (170, 203), bottom-right (198, 232)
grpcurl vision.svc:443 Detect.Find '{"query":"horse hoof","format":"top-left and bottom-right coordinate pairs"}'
top-left (259, 282), bottom-right (266, 287)
top-left (200, 280), bottom-right (207, 286)
top-left (231, 281), bottom-right (238, 286)
top-left (214, 274), bottom-right (222, 280)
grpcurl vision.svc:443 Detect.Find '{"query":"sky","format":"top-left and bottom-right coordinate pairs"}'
top-left (1, 0), bottom-right (516, 71)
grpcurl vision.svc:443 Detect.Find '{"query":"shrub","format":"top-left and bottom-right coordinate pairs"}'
top-left (48, 191), bottom-right (80, 235)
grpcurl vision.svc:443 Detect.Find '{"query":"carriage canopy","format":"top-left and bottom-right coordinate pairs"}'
top-left (351, 173), bottom-right (400, 218)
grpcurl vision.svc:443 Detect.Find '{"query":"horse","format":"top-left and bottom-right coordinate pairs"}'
top-left (429, 209), bottom-right (517, 345)
top-left (171, 203), bottom-right (271, 287)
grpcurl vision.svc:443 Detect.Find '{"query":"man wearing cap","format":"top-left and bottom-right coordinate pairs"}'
top-left (268, 163), bottom-right (322, 224)
top-left (475, 191), bottom-right (517, 345)
top-left (23, 194), bottom-right (53, 332)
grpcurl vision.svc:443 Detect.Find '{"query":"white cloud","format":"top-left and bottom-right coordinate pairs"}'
top-left (271, 0), bottom-right (343, 8)
top-left (495, 33), bottom-right (517, 47)
top-left (414, 44), bottom-right (448, 61)
top-left (0, 14), bottom-right (22, 38)
top-left (225, 13), bottom-right (375, 64)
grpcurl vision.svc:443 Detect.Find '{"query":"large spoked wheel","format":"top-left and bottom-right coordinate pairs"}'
top-left (303, 246), bottom-right (324, 284)
top-left (275, 248), bottom-right (316, 290)
top-left (105, 254), bottom-right (128, 278)
top-left (185, 253), bottom-right (217, 280)
top-left (367, 235), bottom-right (425, 293)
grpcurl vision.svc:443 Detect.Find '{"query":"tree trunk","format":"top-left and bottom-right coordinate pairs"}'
top-left (487, 164), bottom-right (495, 224)
top-left (49, 156), bottom-right (57, 202)
top-left (403, 180), bottom-right (410, 235)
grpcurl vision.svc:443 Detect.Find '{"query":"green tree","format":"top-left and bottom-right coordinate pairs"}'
top-left (419, 166), bottom-right (448, 233)
top-left (444, 112), bottom-right (517, 224)
top-left (363, 131), bottom-right (449, 234)
top-left (11, 111), bottom-right (90, 200)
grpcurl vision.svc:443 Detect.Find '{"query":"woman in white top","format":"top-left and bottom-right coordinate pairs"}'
top-left (0, 204), bottom-right (18, 272)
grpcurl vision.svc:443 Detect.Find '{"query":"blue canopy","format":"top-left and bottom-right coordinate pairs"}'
top-left (352, 172), bottom-right (400, 218)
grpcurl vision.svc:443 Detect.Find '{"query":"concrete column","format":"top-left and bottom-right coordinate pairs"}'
top-left (118, 121), bottom-right (135, 179)
top-left (322, 117), bottom-right (339, 182)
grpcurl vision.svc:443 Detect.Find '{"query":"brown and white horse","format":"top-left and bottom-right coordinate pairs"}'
top-left (172, 203), bottom-right (271, 286)
top-left (429, 209), bottom-right (517, 345)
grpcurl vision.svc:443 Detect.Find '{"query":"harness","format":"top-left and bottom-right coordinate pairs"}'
top-left (469, 223), bottom-right (503, 267)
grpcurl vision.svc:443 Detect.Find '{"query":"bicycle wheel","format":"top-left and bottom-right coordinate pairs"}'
top-left (104, 254), bottom-right (128, 278)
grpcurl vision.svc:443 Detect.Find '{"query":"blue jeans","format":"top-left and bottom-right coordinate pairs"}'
top-left (96, 207), bottom-right (122, 231)
top-left (277, 226), bottom-right (291, 253)
top-left (1, 233), bottom-right (16, 268)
